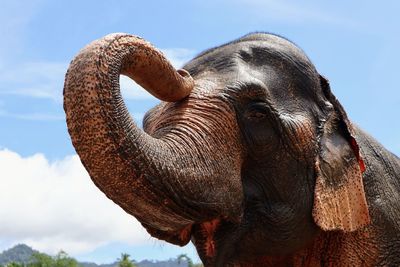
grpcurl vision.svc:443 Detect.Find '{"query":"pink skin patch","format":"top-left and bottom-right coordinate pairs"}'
top-left (201, 219), bottom-right (221, 257)
top-left (350, 138), bottom-right (366, 173)
top-left (179, 224), bottom-right (193, 243)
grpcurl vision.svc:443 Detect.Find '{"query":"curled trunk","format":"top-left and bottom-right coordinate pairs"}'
top-left (64, 33), bottom-right (194, 240)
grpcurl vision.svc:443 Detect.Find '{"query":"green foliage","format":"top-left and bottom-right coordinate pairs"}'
top-left (117, 253), bottom-right (137, 267)
top-left (177, 254), bottom-right (203, 267)
top-left (28, 252), bottom-right (52, 267)
top-left (6, 263), bottom-right (25, 267)
top-left (28, 251), bottom-right (81, 267)
top-left (53, 251), bottom-right (81, 267)
top-left (0, 247), bottom-right (80, 267)
top-left (1, 244), bottom-right (205, 267)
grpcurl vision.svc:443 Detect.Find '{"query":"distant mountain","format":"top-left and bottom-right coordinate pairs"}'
top-left (136, 259), bottom-right (188, 267)
top-left (0, 244), bottom-right (189, 267)
top-left (0, 244), bottom-right (38, 265)
top-left (79, 258), bottom-right (188, 267)
top-left (80, 261), bottom-right (118, 267)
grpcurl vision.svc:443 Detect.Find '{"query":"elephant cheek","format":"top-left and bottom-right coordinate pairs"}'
top-left (283, 114), bottom-right (316, 159)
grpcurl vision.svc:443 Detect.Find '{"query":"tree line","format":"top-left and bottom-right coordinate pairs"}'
top-left (0, 251), bottom-right (203, 267)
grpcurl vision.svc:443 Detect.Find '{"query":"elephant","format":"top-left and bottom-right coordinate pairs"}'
top-left (63, 33), bottom-right (400, 266)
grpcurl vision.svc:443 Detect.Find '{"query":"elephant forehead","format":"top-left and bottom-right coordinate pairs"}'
top-left (185, 34), bottom-right (315, 77)
top-left (185, 49), bottom-right (320, 106)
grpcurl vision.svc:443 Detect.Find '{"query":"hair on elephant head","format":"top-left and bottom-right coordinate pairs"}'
top-left (64, 33), bottom-right (400, 266)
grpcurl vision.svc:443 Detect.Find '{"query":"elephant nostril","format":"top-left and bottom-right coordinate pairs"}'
top-left (177, 69), bottom-right (191, 78)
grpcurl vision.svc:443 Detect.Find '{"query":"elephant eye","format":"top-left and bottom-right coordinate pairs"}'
top-left (245, 102), bottom-right (269, 120)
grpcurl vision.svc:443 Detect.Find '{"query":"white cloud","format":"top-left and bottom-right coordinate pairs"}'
top-left (162, 48), bottom-right (196, 68)
top-left (0, 149), bottom-right (156, 255)
top-left (232, 0), bottom-right (356, 27)
top-left (0, 62), bottom-right (67, 102)
top-left (119, 77), bottom-right (153, 100)
top-left (0, 111), bottom-right (65, 121)
top-left (0, 48), bottom-right (195, 102)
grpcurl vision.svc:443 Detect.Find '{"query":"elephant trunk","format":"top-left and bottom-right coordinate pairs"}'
top-left (63, 34), bottom-right (243, 245)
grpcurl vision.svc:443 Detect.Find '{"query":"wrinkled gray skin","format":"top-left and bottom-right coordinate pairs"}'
top-left (64, 33), bottom-right (400, 266)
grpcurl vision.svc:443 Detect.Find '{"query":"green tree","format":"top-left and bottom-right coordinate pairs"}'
top-left (53, 251), bottom-right (80, 267)
top-left (6, 263), bottom-right (24, 267)
top-left (28, 252), bottom-right (53, 267)
top-left (117, 253), bottom-right (137, 267)
top-left (177, 254), bottom-right (203, 267)
top-left (28, 251), bottom-right (81, 267)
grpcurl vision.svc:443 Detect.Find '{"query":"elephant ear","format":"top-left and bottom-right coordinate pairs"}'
top-left (312, 76), bottom-right (370, 232)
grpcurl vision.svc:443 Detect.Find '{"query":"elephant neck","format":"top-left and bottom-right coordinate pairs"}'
top-left (226, 229), bottom-right (378, 266)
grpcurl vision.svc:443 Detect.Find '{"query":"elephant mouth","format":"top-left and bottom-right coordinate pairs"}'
top-left (143, 222), bottom-right (193, 246)
top-left (144, 218), bottom-right (223, 261)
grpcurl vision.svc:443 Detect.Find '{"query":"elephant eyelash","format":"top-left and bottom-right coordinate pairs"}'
top-left (244, 102), bottom-right (272, 120)
top-left (249, 111), bottom-right (267, 119)
top-left (246, 110), bottom-right (267, 120)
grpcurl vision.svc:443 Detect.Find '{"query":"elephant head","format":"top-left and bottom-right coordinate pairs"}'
top-left (64, 33), bottom-right (371, 266)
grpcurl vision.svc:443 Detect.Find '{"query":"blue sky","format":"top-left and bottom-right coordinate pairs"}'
top-left (0, 0), bottom-right (399, 264)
